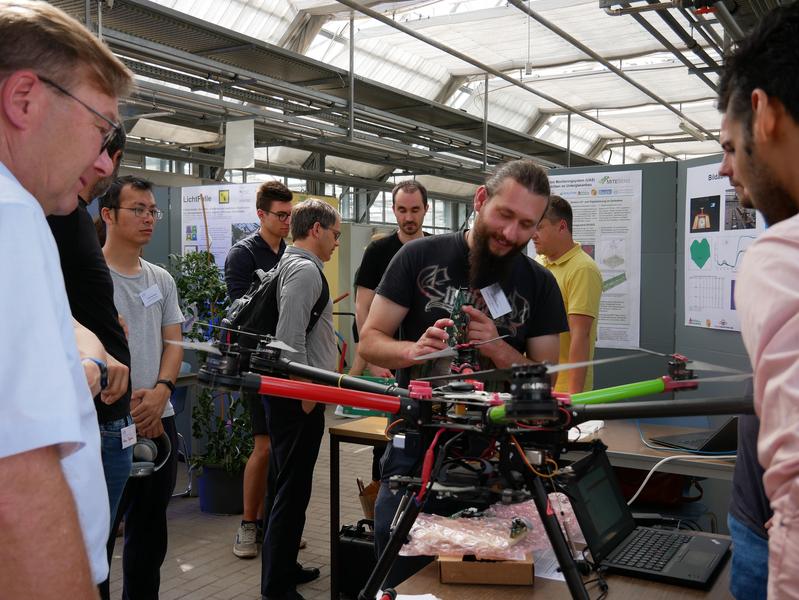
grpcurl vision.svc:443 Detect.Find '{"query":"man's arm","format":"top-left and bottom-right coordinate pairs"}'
top-left (0, 446), bottom-right (98, 599)
top-left (100, 353), bottom-right (130, 406)
top-left (130, 324), bottom-right (183, 438)
top-left (526, 333), bottom-right (561, 365)
top-left (565, 313), bottom-right (594, 394)
top-left (73, 317), bottom-right (107, 397)
top-left (354, 286), bottom-right (392, 378)
top-left (354, 286), bottom-right (375, 335)
top-left (360, 294), bottom-right (453, 369)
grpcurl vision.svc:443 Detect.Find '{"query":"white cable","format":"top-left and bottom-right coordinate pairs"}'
top-left (626, 454), bottom-right (736, 506)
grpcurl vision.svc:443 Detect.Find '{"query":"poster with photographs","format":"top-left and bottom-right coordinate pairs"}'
top-left (180, 183), bottom-right (337, 268)
top-left (684, 162), bottom-right (764, 331)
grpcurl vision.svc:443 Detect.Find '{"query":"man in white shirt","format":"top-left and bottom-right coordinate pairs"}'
top-left (0, 1), bottom-right (132, 597)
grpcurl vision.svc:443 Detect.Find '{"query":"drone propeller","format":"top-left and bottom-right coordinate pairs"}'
top-left (165, 339), bottom-right (222, 355)
top-left (634, 348), bottom-right (746, 373)
top-left (195, 321), bottom-right (298, 353)
top-left (418, 352), bottom-right (649, 383)
top-left (546, 353), bottom-right (647, 374)
top-left (265, 339), bottom-right (299, 353)
top-left (682, 373), bottom-right (753, 384)
top-left (413, 334), bottom-right (510, 361)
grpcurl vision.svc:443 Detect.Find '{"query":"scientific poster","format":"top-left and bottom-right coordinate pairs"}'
top-left (180, 183), bottom-right (337, 268)
top-left (547, 171), bottom-right (642, 349)
top-left (684, 162), bottom-right (765, 331)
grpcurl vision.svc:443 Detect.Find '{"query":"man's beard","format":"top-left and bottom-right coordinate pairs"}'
top-left (401, 221), bottom-right (420, 235)
top-left (469, 220), bottom-right (526, 289)
top-left (748, 148), bottom-right (798, 226)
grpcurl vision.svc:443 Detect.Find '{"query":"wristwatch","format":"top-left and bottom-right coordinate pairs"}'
top-left (156, 379), bottom-right (176, 394)
top-left (82, 357), bottom-right (108, 390)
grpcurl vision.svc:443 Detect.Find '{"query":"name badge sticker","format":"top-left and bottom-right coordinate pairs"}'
top-left (480, 283), bottom-right (511, 319)
top-left (121, 424), bottom-right (137, 449)
top-left (139, 284), bottom-right (163, 307)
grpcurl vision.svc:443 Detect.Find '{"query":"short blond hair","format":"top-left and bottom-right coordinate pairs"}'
top-left (0, 0), bottom-right (132, 97)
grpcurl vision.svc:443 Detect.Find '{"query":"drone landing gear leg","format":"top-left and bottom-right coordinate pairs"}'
top-left (528, 476), bottom-right (590, 600)
top-left (358, 489), bottom-right (422, 600)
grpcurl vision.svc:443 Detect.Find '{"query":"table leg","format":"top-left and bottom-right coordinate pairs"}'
top-left (330, 434), bottom-right (340, 600)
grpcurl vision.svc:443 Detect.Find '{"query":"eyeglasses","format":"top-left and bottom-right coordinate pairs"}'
top-left (38, 76), bottom-right (122, 155)
top-left (267, 210), bottom-right (291, 222)
top-left (326, 227), bottom-right (342, 241)
top-left (117, 206), bottom-right (164, 220)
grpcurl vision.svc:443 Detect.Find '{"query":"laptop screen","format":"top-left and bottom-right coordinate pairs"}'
top-left (565, 449), bottom-right (637, 564)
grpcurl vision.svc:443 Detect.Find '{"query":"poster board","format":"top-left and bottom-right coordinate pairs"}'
top-left (683, 162), bottom-right (765, 331)
top-left (546, 170), bottom-right (643, 349)
top-left (180, 183), bottom-right (340, 301)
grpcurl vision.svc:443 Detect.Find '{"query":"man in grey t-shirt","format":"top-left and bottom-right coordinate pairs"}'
top-left (100, 176), bottom-right (184, 599)
top-left (261, 199), bottom-right (340, 600)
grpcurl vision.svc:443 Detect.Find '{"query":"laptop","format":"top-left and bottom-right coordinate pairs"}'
top-left (563, 448), bottom-right (730, 588)
top-left (649, 416), bottom-right (738, 452)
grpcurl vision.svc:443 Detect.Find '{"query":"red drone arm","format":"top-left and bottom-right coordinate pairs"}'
top-left (256, 374), bottom-right (401, 414)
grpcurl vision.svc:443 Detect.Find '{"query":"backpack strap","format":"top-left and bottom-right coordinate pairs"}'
top-left (306, 268), bottom-right (329, 334)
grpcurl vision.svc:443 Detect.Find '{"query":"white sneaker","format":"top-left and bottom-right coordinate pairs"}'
top-left (233, 522), bottom-right (258, 558)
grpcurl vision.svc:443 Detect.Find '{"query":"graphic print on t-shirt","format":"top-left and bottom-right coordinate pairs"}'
top-left (416, 264), bottom-right (530, 338)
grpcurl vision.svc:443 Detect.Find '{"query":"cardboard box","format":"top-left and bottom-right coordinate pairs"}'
top-left (437, 554), bottom-right (535, 586)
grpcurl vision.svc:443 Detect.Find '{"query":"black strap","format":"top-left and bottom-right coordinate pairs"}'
top-left (306, 268), bottom-right (329, 334)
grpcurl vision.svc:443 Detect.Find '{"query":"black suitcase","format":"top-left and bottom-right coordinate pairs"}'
top-left (338, 519), bottom-right (377, 598)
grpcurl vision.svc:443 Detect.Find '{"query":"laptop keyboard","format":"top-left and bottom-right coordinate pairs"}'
top-left (610, 529), bottom-right (691, 571)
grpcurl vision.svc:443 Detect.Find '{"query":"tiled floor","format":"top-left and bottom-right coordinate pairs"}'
top-left (108, 411), bottom-right (376, 600)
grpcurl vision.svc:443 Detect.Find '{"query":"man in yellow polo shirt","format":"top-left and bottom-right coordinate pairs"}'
top-left (533, 196), bottom-right (602, 394)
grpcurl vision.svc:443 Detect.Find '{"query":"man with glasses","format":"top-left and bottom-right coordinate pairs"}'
top-left (261, 199), bottom-right (341, 600)
top-left (0, 1), bottom-right (132, 596)
top-left (100, 175), bottom-right (184, 598)
top-left (224, 180), bottom-right (295, 560)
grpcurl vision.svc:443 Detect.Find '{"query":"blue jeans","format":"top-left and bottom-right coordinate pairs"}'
top-left (728, 513), bottom-right (768, 600)
top-left (99, 415), bottom-right (134, 526)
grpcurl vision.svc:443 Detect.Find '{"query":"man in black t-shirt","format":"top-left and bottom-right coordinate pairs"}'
top-left (352, 180), bottom-right (430, 377)
top-left (46, 127), bottom-right (131, 599)
top-left (360, 159), bottom-right (568, 586)
top-left (223, 181), bottom-right (295, 560)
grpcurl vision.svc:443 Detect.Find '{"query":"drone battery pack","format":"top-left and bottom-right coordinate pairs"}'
top-left (338, 519), bottom-right (377, 598)
top-left (438, 553), bottom-right (535, 586)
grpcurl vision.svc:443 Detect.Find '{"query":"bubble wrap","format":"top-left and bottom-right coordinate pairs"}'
top-left (400, 494), bottom-right (584, 560)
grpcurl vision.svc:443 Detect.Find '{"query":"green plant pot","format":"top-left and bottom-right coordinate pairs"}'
top-left (197, 465), bottom-right (244, 515)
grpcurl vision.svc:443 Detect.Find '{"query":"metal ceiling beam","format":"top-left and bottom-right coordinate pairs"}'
top-left (108, 30), bottom-right (565, 167)
top-left (196, 43), bottom-right (256, 57)
top-left (647, 1), bottom-right (724, 74)
top-left (508, 0), bottom-right (718, 142)
top-left (123, 140), bottom-right (472, 202)
top-left (109, 32), bottom-right (552, 173)
top-left (434, 75), bottom-right (468, 105)
top-left (278, 12), bottom-right (329, 54)
top-left (678, 7), bottom-right (724, 54)
top-left (333, 0), bottom-right (680, 160)
top-left (626, 9), bottom-right (719, 91)
top-left (713, 1), bottom-right (745, 41)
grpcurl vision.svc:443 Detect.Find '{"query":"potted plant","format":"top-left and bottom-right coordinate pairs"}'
top-left (169, 251), bottom-right (253, 514)
top-left (190, 389), bottom-right (252, 514)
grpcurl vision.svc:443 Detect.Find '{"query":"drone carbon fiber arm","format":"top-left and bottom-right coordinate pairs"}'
top-left (241, 372), bottom-right (402, 415)
top-left (569, 375), bottom-right (698, 404)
